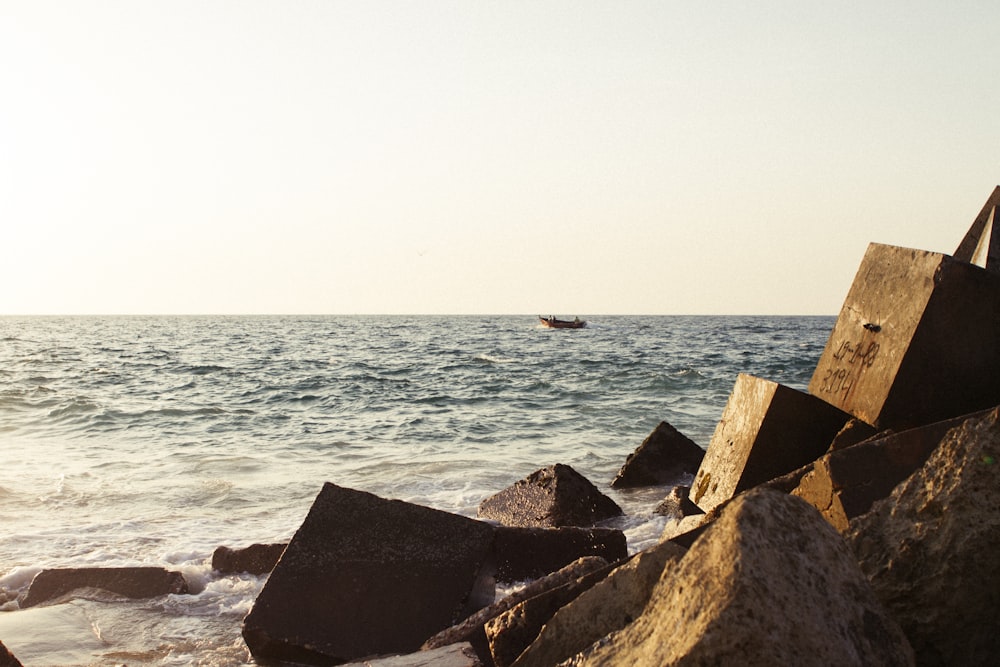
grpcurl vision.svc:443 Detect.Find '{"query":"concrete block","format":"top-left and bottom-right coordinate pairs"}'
top-left (691, 374), bottom-right (851, 513)
top-left (20, 567), bottom-right (188, 608)
top-left (242, 483), bottom-right (496, 666)
top-left (808, 243), bottom-right (1000, 430)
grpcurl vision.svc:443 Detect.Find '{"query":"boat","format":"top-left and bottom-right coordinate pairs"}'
top-left (539, 316), bottom-right (587, 329)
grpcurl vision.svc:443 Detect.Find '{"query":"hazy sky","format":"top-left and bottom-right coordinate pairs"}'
top-left (2, 1), bottom-right (998, 315)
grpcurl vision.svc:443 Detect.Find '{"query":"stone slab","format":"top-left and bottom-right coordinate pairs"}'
top-left (242, 482), bottom-right (496, 666)
top-left (808, 242), bottom-right (1000, 430)
top-left (690, 374), bottom-right (851, 512)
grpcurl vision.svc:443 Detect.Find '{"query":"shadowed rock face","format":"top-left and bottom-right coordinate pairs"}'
top-left (572, 489), bottom-right (913, 667)
top-left (610, 421), bottom-right (704, 489)
top-left (0, 640), bottom-right (23, 667)
top-left (477, 464), bottom-right (622, 528)
top-left (492, 526), bottom-right (626, 583)
top-left (848, 405), bottom-right (1000, 666)
top-left (242, 482), bottom-right (496, 666)
top-left (19, 567), bottom-right (189, 608)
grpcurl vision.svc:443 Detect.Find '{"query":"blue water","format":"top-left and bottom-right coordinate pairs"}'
top-left (0, 315), bottom-right (834, 665)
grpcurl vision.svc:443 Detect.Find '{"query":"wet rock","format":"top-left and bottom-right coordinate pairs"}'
top-left (0, 640), bottom-right (22, 667)
top-left (512, 540), bottom-right (686, 667)
top-left (847, 405), bottom-right (1000, 665)
top-left (484, 559), bottom-right (617, 667)
top-left (19, 567), bottom-right (188, 608)
top-left (212, 542), bottom-right (287, 575)
top-left (477, 464), bottom-right (622, 528)
top-left (423, 556), bottom-right (609, 655)
top-left (492, 526), bottom-right (625, 583)
top-left (242, 482), bottom-right (496, 666)
top-left (653, 485), bottom-right (703, 519)
top-left (572, 489), bottom-right (913, 666)
top-left (790, 412), bottom-right (977, 532)
top-left (610, 421), bottom-right (704, 488)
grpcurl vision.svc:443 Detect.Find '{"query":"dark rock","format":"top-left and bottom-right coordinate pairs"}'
top-left (492, 526), bottom-right (626, 583)
top-left (212, 542), bottom-right (286, 575)
top-left (790, 412), bottom-right (980, 532)
top-left (477, 464), bottom-right (622, 528)
top-left (847, 405), bottom-right (1000, 666)
top-left (572, 489), bottom-right (913, 666)
top-left (343, 642), bottom-right (483, 666)
top-left (484, 560), bottom-right (617, 667)
top-left (0, 640), bottom-right (22, 667)
top-left (512, 540), bottom-right (686, 667)
top-left (653, 485), bottom-right (703, 519)
top-left (610, 421), bottom-right (704, 488)
top-left (242, 482), bottom-right (496, 666)
top-left (827, 418), bottom-right (880, 451)
top-left (423, 556), bottom-right (609, 654)
top-left (19, 567), bottom-right (188, 608)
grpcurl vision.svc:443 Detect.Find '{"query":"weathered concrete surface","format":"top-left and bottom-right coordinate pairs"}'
top-left (828, 418), bottom-right (880, 451)
top-left (953, 185), bottom-right (1000, 272)
top-left (483, 561), bottom-right (616, 667)
top-left (20, 567), bottom-right (188, 608)
top-left (512, 540), bottom-right (686, 667)
top-left (342, 643), bottom-right (482, 667)
top-left (790, 412), bottom-right (978, 532)
top-left (422, 556), bottom-right (609, 653)
top-left (847, 405), bottom-right (1000, 666)
top-left (808, 242), bottom-right (1000, 431)
top-left (569, 489), bottom-right (913, 667)
top-left (610, 421), bottom-right (704, 488)
top-left (653, 484), bottom-right (703, 519)
top-left (212, 542), bottom-right (286, 575)
top-left (690, 374), bottom-right (851, 512)
top-left (0, 640), bottom-right (22, 667)
top-left (242, 483), bottom-right (496, 666)
top-left (477, 464), bottom-right (622, 528)
top-left (492, 526), bottom-right (625, 583)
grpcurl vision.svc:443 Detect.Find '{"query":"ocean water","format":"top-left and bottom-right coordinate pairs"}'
top-left (0, 314), bottom-right (834, 665)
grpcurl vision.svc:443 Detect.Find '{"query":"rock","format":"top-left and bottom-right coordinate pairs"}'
top-left (808, 239), bottom-right (1000, 431)
top-left (423, 557), bottom-right (610, 654)
top-left (610, 421), bottom-right (704, 488)
top-left (790, 412), bottom-right (978, 532)
top-left (653, 485), bottom-right (703, 519)
top-left (484, 560), bottom-right (617, 667)
top-left (571, 489), bottom-right (913, 666)
top-left (242, 482), bottom-right (496, 666)
top-left (19, 567), bottom-right (188, 608)
top-left (512, 540), bottom-right (685, 667)
top-left (477, 464), bottom-right (622, 528)
top-left (828, 418), bottom-right (880, 451)
top-left (212, 542), bottom-right (286, 575)
top-left (342, 642), bottom-right (482, 667)
top-left (0, 640), bottom-right (22, 667)
top-left (492, 526), bottom-right (626, 583)
top-left (690, 374), bottom-right (851, 512)
top-left (847, 405), bottom-right (1000, 665)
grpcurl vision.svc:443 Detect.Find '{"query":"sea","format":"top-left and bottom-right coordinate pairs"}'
top-left (0, 314), bottom-right (835, 665)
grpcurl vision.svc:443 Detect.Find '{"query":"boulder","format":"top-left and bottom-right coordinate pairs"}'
top-left (690, 374), bottom-right (852, 512)
top-left (212, 542), bottom-right (286, 575)
top-left (19, 567), bottom-right (188, 608)
top-left (653, 485), bottom-right (703, 519)
top-left (847, 405), bottom-right (1000, 665)
top-left (484, 560), bottom-right (617, 667)
top-left (570, 489), bottom-right (913, 666)
top-left (0, 640), bottom-right (22, 667)
top-left (808, 239), bottom-right (1000, 431)
top-left (511, 540), bottom-right (685, 667)
top-left (790, 412), bottom-right (979, 532)
top-left (342, 642), bottom-right (482, 667)
top-left (610, 421), bottom-right (704, 488)
top-left (492, 526), bottom-right (626, 583)
top-left (242, 483), bottom-right (496, 666)
top-left (477, 464), bottom-right (622, 528)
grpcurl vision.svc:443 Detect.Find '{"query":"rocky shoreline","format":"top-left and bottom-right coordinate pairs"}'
top-left (4, 187), bottom-right (1000, 666)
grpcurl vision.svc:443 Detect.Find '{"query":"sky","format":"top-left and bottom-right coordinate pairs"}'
top-left (1, 1), bottom-right (998, 315)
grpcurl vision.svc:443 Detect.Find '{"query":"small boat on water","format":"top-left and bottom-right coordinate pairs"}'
top-left (539, 316), bottom-right (587, 329)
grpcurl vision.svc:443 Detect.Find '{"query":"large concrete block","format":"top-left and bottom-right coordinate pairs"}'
top-left (242, 483), bottom-right (496, 666)
top-left (691, 374), bottom-right (851, 513)
top-left (808, 242), bottom-right (1000, 430)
